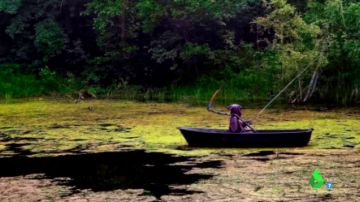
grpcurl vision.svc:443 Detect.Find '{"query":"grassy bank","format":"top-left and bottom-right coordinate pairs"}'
top-left (0, 64), bottom-right (80, 100)
top-left (90, 69), bottom-right (276, 106)
top-left (0, 62), bottom-right (277, 105)
top-left (101, 85), bottom-right (270, 106)
top-left (1, 63), bottom-right (358, 106)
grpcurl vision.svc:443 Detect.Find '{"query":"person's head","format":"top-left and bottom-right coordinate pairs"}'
top-left (227, 104), bottom-right (242, 116)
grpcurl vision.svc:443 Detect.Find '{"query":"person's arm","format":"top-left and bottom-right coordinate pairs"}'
top-left (238, 119), bottom-right (246, 131)
top-left (239, 119), bottom-right (255, 131)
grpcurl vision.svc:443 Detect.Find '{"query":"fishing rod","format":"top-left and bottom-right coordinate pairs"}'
top-left (254, 63), bottom-right (314, 120)
top-left (253, 40), bottom-right (328, 121)
top-left (208, 40), bottom-right (327, 123)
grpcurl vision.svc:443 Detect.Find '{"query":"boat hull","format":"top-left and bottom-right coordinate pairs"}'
top-left (178, 127), bottom-right (313, 147)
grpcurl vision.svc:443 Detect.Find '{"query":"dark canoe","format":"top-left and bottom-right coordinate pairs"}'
top-left (178, 127), bottom-right (313, 148)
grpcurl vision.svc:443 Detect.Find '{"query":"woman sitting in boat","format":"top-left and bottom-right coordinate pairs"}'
top-left (227, 104), bottom-right (253, 132)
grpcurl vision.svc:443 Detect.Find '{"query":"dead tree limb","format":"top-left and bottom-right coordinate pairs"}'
top-left (303, 68), bottom-right (320, 102)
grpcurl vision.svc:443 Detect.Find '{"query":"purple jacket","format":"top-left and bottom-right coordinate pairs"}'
top-left (229, 115), bottom-right (241, 132)
top-left (227, 104), bottom-right (247, 132)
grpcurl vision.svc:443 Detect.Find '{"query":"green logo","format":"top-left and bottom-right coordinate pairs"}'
top-left (309, 169), bottom-right (325, 189)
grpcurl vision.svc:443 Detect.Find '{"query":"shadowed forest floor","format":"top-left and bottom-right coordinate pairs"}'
top-left (0, 99), bottom-right (359, 201)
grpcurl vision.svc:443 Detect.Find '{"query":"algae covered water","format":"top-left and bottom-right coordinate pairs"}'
top-left (0, 99), bottom-right (359, 156)
top-left (0, 99), bottom-right (359, 201)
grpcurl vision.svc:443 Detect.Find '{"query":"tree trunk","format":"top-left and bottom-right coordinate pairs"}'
top-left (120, 0), bottom-right (128, 45)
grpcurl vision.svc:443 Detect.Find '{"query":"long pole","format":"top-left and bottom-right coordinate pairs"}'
top-left (254, 41), bottom-right (327, 120)
top-left (254, 64), bottom-right (312, 119)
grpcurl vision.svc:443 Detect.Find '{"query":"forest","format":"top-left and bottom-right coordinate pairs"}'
top-left (1, 1), bottom-right (360, 201)
top-left (1, 0), bottom-right (359, 105)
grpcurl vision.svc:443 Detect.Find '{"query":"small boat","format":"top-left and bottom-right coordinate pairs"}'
top-left (178, 127), bottom-right (313, 147)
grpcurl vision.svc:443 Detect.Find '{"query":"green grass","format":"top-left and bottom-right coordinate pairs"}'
top-left (0, 64), bottom-right (80, 100)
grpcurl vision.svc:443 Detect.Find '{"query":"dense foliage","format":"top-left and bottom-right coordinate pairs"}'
top-left (0, 0), bottom-right (359, 105)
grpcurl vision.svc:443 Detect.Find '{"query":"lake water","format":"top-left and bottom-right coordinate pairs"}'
top-left (0, 99), bottom-right (359, 200)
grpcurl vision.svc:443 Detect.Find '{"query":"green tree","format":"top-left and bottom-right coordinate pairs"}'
top-left (305, 0), bottom-right (360, 103)
top-left (255, 0), bottom-right (325, 103)
top-left (35, 19), bottom-right (65, 61)
top-left (0, 0), bottom-right (21, 14)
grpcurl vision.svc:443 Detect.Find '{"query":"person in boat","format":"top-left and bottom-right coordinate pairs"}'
top-left (227, 104), bottom-right (253, 132)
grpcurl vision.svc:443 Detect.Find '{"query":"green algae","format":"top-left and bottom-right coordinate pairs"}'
top-left (0, 99), bottom-right (359, 156)
top-left (258, 119), bottom-right (360, 149)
